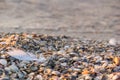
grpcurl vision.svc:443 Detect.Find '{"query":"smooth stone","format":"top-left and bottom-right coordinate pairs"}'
top-left (85, 74), bottom-right (92, 80)
top-left (0, 69), bottom-right (3, 76)
top-left (35, 75), bottom-right (43, 80)
top-left (112, 75), bottom-right (119, 80)
top-left (0, 59), bottom-right (7, 66)
top-left (0, 77), bottom-right (10, 80)
top-left (8, 64), bottom-right (19, 72)
top-left (60, 63), bottom-right (67, 67)
top-left (30, 66), bottom-right (38, 71)
top-left (57, 50), bottom-right (66, 55)
top-left (69, 52), bottom-right (78, 57)
top-left (4, 67), bottom-right (12, 74)
top-left (28, 72), bottom-right (35, 76)
top-left (17, 72), bottom-right (24, 78)
top-left (51, 71), bottom-right (60, 75)
top-left (59, 58), bottom-right (67, 62)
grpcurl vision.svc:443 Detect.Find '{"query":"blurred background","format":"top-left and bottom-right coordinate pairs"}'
top-left (0, 0), bottom-right (120, 40)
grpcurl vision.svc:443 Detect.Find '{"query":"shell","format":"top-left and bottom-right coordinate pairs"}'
top-left (109, 38), bottom-right (117, 45)
top-left (114, 57), bottom-right (120, 65)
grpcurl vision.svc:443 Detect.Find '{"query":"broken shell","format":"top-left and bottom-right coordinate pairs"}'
top-left (113, 57), bottom-right (120, 65)
top-left (81, 69), bottom-right (90, 74)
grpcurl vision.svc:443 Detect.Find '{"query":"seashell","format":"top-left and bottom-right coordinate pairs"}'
top-left (85, 74), bottom-right (92, 80)
top-left (113, 57), bottom-right (120, 65)
top-left (51, 71), bottom-right (60, 76)
top-left (45, 68), bottom-right (52, 74)
top-left (57, 50), bottom-right (66, 55)
top-left (109, 38), bottom-right (117, 45)
top-left (0, 59), bottom-right (7, 66)
top-left (69, 52), bottom-right (78, 57)
top-left (28, 72), bottom-right (35, 79)
top-left (61, 63), bottom-right (67, 67)
top-left (81, 69), bottom-right (89, 74)
top-left (112, 75), bottom-right (120, 80)
top-left (50, 76), bottom-right (59, 80)
top-left (109, 72), bottom-right (120, 80)
top-left (35, 75), bottom-right (43, 80)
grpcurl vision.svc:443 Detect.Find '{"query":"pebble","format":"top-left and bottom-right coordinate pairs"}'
top-left (84, 74), bottom-right (92, 80)
top-left (69, 52), bottom-right (78, 57)
top-left (0, 33), bottom-right (119, 80)
top-left (51, 71), bottom-right (60, 76)
top-left (61, 63), bottom-right (67, 67)
top-left (34, 75), bottom-right (43, 80)
top-left (30, 66), bottom-right (38, 71)
top-left (112, 75), bottom-right (119, 80)
top-left (8, 64), bottom-right (19, 72)
top-left (0, 59), bottom-right (7, 66)
top-left (17, 72), bottom-right (24, 78)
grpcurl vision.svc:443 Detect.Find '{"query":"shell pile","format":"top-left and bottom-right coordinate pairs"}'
top-left (0, 33), bottom-right (120, 80)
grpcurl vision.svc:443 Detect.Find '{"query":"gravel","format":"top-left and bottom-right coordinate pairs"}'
top-left (0, 33), bottom-right (120, 80)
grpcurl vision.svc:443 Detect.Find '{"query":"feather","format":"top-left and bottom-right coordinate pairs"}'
top-left (7, 48), bottom-right (46, 62)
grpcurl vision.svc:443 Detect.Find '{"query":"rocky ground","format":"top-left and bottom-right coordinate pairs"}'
top-left (0, 33), bottom-right (120, 80)
top-left (0, 0), bottom-right (120, 40)
top-left (0, 0), bottom-right (120, 79)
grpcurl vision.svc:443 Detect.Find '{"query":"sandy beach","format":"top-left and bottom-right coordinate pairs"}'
top-left (0, 0), bottom-right (119, 40)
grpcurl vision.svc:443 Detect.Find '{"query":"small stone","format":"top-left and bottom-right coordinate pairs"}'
top-left (85, 74), bottom-right (92, 80)
top-left (0, 59), bottom-right (7, 66)
top-left (8, 64), bottom-right (19, 72)
top-left (17, 72), bottom-right (24, 78)
top-left (50, 75), bottom-right (59, 80)
top-left (45, 68), bottom-right (52, 74)
top-left (10, 73), bottom-right (17, 78)
top-left (35, 75), bottom-right (43, 80)
top-left (4, 67), bottom-right (11, 74)
top-left (0, 77), bottom-right (10, 80)
top-left (28, 72), bottom-right (35, 76)
top-left (30, 66), bottom-right (38, 71)
top-left (51, 71), bottom-right (60, 76)
top-left (61, 63), bottom-right (67, 67)
top-left (109, 38), bottom-right (117, 45)
top-left (69, 52), bottom-right (78, 57)
top-left (57, 50), bottom-right (66, 55)
top-left (112, 75), bottom-right (119, 80)
top-left (72, 68), bottom-right (81, 72)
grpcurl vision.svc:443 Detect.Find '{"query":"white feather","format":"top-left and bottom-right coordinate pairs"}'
top-left (7, 49), bottom-right (46, 62)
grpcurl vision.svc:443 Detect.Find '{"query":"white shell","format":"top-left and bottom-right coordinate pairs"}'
top-left (0, 59), bottom-right (7, 66)
top-left (109, 38), bottom-right (117, 45)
